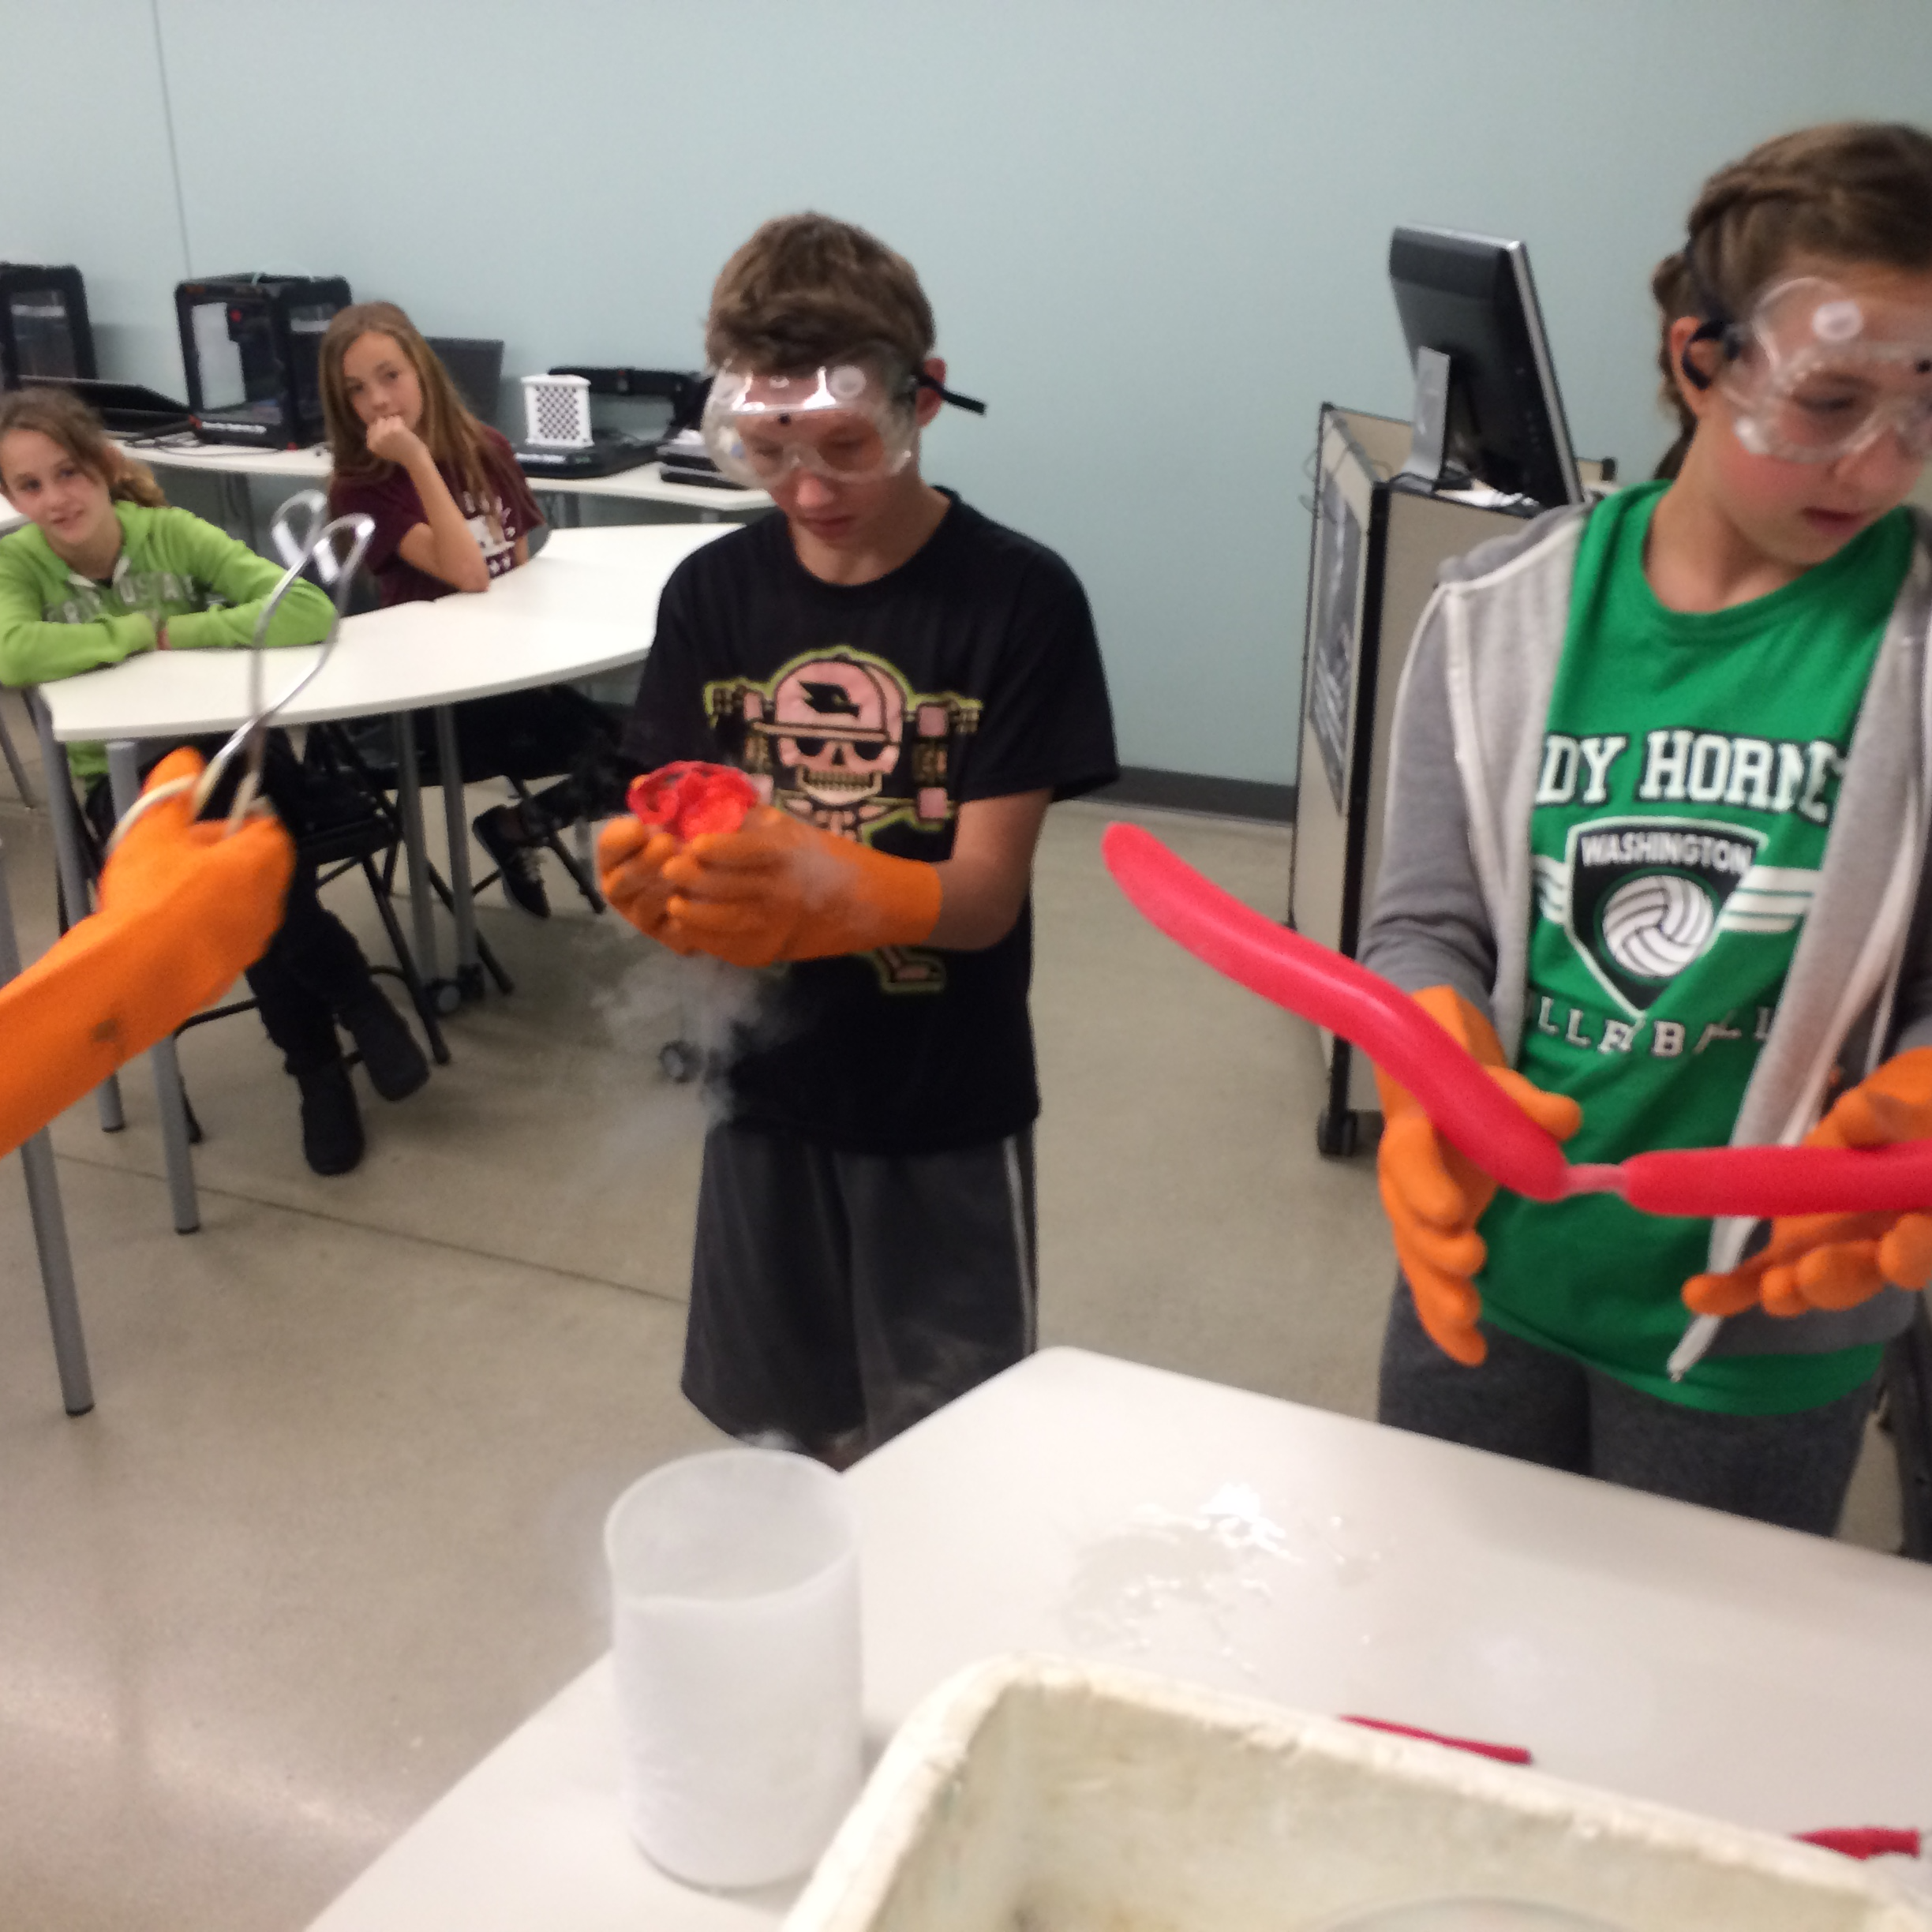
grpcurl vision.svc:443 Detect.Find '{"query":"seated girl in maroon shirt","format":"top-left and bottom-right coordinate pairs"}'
top-left (321, 303), bottom-right (623, 917)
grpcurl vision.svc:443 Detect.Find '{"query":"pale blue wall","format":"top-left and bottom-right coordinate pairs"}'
top-left (6, 1), bottom-right (1930, 782)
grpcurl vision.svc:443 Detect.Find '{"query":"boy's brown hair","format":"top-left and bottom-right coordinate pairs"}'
top-left (706, 213), bottom-right (935, 374)
top-left (1650, 122), bottom-right (1932, 475)
top-left (0, 387), bottom-right (168, 507)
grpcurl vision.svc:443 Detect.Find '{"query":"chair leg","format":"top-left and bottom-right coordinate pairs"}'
top-left (361, 855), bottom-right (451, 1064)
top-left (0, 705), bottom-right (38, 809)
top-left (30, 691), bottom-right (125, 1133)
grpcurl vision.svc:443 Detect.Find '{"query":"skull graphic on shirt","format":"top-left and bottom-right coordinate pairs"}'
top-left (707, 647), bottom-right (982, 844)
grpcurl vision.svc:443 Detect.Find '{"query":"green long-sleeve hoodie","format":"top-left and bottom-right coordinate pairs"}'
top-left (0, 501), bottom-right (335, 777)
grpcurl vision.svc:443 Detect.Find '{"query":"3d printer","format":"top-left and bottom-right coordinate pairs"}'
top-left (174, 275), bottom-right (350, 448)
top-left (1, 264), bottom-right (96, 389)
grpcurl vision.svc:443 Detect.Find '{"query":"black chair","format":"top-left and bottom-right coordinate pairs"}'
top-left (52, 728), bottom-right (451, 1144)
top-left (172, 728), bottom-right (454, 1066)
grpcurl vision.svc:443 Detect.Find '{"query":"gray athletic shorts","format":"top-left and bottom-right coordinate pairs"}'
top-left (685, 1121), bottom-right (1038, 1460)
top-left (1377, 1278), bottom-right (1875, 1536)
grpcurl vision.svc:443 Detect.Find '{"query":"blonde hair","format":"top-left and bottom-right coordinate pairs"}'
top-left (0, 387), bottom-right (168, 507)
top-left (320, 301), bottom-right (500, 532)
top-left (706, 213), bottom-right (935, 374)
top-left (1650, 122), bottom-right (1932, 475)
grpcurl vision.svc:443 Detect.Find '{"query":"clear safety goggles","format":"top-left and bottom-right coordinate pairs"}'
top-left (1684, 274), bottom-right (1932, 464)
top-left (699, 349), bottom-right (983, 491)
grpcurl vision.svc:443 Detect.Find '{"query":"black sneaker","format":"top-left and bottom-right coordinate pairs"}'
top-left (340, 989), bottom-right (431, 1103)
top-left (298, 1062), bottom-right (365, 1175)
top-left (474, 805), bottom-right (550, 919)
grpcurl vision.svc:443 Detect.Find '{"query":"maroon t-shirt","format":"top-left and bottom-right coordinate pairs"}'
top-left (328, 425), bottom-right (544, 607)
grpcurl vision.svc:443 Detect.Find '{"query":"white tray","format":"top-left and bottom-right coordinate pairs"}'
top-left (788, 1655), bottom-right (1930, 1932)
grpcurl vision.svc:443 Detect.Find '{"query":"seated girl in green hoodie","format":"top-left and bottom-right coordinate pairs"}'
top-left (0, 388), bottom-right (429, 1175)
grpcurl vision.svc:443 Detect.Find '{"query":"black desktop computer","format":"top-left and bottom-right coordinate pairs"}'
top-left (174, 275), bottom-right (350, 448)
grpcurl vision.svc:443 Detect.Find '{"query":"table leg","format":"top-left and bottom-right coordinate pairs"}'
top-left (432, 704), bottom-right (482, 999)
top-left (394, 712), bottom-right (442, 990)
top-left (0, 842), bottom-right (94, 1415)
top-left (32, 695), bottom-right (124, 1133)
top-left (107, 740), bottom-right (200, 1234)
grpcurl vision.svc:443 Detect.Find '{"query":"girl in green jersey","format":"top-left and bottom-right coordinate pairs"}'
top-left (1360, 122), bottom-right (1932, 1533)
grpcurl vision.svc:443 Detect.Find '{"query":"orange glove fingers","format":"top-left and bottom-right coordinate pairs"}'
top-left (597, 815), bottom-right (656, 873)
top-left (1877, 1212), bottom-right (1932, 1290)
top-left (1382, 1184), bottom-right (1487, 1278)
top-left (1489, 1070), bottom-right (1583, 1142)
top-left (600, 824), bottom-right (683, 943)
top-left (1786, 1240), bottom-right (1886, 1312)
top-left (1402, 1256), bottom-right (1488, 1366)
top-left (1377, 1111), bottom-right (1482, 1230)
top-left (1683, 1270), bottom-right (1764, 1317)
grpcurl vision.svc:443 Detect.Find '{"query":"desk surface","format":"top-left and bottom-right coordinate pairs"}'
top-left (305, 1347), bottom-right (1932, 1931)
top-left (119, 436), bottom-right (768, 513)
top-left (39, 523), bottom-right (732, 742)
top-left (0, 494), bottom-right (24, 537)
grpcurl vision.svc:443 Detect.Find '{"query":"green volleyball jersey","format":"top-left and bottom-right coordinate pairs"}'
top-left (1476, 481), bottom-right (1913, 1413)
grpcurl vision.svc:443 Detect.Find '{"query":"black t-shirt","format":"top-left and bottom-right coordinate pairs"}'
top-left (625, 495), bottom-right (1118, 1155)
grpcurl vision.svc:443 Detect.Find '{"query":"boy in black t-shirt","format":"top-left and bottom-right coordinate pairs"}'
top-left (601, 213), bottom-right (1118, 1465)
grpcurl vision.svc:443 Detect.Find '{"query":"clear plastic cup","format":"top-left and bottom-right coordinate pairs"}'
top-left (605, 1447), bottom-right (863, 1889)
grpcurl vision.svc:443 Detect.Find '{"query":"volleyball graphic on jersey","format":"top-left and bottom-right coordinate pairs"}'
top-left (1600, 871), bottom-right (1717, 979)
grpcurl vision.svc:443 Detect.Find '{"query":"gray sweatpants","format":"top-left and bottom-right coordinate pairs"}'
top-left (1377, 1280), bottom-right (1875, 1536)
top-left (685, 1121), bottom-right (1037, 1463)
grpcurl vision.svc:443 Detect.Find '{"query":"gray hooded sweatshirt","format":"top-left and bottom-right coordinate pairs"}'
top-left (1360, 501), bottom-right (1932, 1362)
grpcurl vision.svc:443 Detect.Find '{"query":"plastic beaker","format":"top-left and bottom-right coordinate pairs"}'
top-left (605, 1447), bottom-right (863, 1889)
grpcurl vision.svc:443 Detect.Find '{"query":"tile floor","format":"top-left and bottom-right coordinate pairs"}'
top-left (0, 695), bottom-right (1907, 1930)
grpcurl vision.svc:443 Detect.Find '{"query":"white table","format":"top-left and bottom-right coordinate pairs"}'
top-left (36, 522), bottom-right (733, 1229)
top-left (118, 436), bottom-right (768, 540)
top-left (306, 1347), bottom-right (1932, 1930)
top-left (0, 492), bottom-right (27, 537)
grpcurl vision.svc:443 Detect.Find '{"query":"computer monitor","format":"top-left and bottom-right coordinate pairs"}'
top-left (1388, 226), bottom-right (1582, 509)
top-left (427, 336), bottom-right (504, 427)
top-left (0, 264), bottom-right (97, 388)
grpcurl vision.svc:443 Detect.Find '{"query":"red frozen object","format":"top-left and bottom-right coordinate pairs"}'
top-left (1100, 821), bottom-right (1932, 1222)
top-left (1794, 1828), bottom-right (1923, 1859)
top-left (626, 762), bottom-right (759, 841)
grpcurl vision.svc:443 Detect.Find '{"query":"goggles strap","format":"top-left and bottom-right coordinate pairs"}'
top-left (914, 370), bottom-right (988, 416)
top-left (1676, 240), bottom-right (1747, 394)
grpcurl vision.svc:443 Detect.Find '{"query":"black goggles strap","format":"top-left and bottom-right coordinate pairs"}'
top-left (1679, 239), bottom-right (1744, 392)
top-left (914, 370), bottom-right (988, 415)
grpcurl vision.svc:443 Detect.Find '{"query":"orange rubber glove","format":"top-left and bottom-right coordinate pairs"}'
top-left (659, 807), bottom-right (942, 970)
top-left (0, 747), bottom-right (293, 1158)
top-left (1374, 985), bottom-right (1582, 1366)
top-left (1683, 1047), bottom-right (1932, 1319)
top-left (597, 816), bottom-right (694, 953)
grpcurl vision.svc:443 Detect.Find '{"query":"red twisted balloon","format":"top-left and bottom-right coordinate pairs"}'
top-left (1103, 822), bottom-right (1932, 1221)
